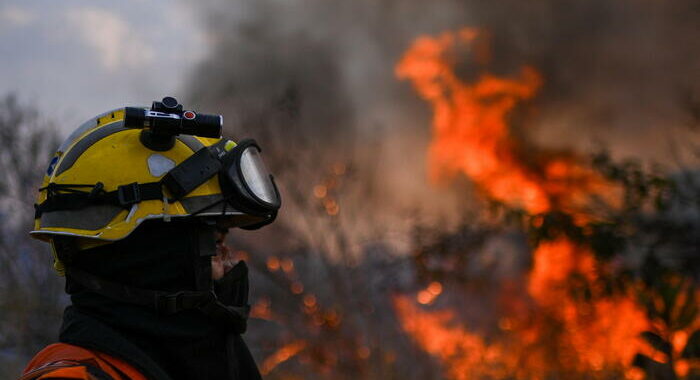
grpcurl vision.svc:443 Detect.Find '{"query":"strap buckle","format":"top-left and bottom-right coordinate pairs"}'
top-left (89, 182), bottom-right (105, 199)
top-left (155, 291), bottom-right (215, 314)
top-left (117, 182), bottom-right (141, 207)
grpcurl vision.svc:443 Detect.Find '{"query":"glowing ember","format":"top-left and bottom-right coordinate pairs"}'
top-left (281, 258), bottom-right (295, 273)
top-left (267, 256), bottom-right (281, 271)
top-left (303, 294), bottom-right (317, 308)
top-left (250, 297), bottom-right (274, 321)
top-left (314, 184), bottom-right (328, 198)
top-left (291, 281), bottom-right (304, 294)
top-left (417, 281), bottom-right (443, 305)
top-left (324, 199), bottom-right (340, 216)
top-left (332, 162), bottom-right (346, 176)
top-left (260, 340), bottom-right (307, 375)
top-left (395, 27), bottom-right (653, 379)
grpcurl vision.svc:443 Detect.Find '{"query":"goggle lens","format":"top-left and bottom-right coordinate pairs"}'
top-left (240, 147), bottom-right (278, 205)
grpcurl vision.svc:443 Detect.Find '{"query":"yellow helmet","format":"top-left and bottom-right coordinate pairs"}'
top-left (32, 97), bottom-right (281, 249)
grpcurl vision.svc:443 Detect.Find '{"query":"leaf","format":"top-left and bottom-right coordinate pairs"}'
top-left (641, 331), bottom-right (673, 358)
top-left (682, 329), bottom-right (700, 359)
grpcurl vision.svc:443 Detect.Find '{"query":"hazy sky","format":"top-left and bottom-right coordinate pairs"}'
top-left (0, 0), bottom-right (207, 134)
top-left (2, 0), bottom-right (697, 163)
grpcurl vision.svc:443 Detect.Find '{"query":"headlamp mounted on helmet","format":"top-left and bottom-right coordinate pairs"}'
top-left (130, 97), bottom-right (281, 229)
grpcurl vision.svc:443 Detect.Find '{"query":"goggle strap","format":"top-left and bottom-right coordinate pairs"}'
top-left (185, 192), bottom-right (236, 219)
top-left (161, 144), bottom-right (223, 200)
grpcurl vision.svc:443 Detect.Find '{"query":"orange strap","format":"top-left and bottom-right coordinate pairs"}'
top-left (21, 343), bottom-right (146, 380)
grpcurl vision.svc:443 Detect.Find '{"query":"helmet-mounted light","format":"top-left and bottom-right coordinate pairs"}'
top-left (130, 97), bottom-right (281, 228)
top-left (124, 96), bottom-right (223, 151)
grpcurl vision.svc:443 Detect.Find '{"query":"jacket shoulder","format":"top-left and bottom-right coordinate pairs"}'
top-left (20, 343), bottom-right (146, 380)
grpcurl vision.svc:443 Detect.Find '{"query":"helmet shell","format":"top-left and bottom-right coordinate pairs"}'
top-left (31, 108), bottom-right (259, 243)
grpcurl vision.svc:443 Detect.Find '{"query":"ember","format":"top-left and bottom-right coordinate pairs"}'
top-left (260, 341), bottom-right (307, 375)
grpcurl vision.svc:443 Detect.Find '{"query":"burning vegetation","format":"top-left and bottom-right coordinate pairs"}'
top-left (393, 28), bottom-right (700, 380)
top-left (181, 0), bottom-right (700, 374)
top-left (2, 1), bottom-right (700, 379)
top-left (221, 24), bottom-right (700, 379)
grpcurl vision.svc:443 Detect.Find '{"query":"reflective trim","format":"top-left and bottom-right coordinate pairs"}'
top-left (30, 229), bottom-right (104, 240)
top-left (58, 108), bottom-right (123, 153)
top-left (147, 154), bottom-right (175, 177)
top-left (40, 204), bottom-right (123, 230)
top-left (176, 135), bottom-right (205, 152)
top-left (55, 121), bottom-right (127, 177)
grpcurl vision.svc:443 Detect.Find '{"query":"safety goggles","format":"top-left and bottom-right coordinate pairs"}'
top-left (161, 138), bottom-right (281, 228)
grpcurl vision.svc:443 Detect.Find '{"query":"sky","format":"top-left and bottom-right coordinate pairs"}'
top-left (1, 0), bottom-right (697, 162)
top-left (0, 0), bottom-right (207, 134)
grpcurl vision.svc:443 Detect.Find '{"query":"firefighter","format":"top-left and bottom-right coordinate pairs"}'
top-left (20, 97), bottom-right (281, 380)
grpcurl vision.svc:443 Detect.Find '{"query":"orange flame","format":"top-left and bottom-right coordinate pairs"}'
top-left (395, 28), bottom-right (651, 378)
top-left (396, 28), bottom-right (608, 215)
top-left (393, 295), bottom-right (520, 380)
top-left (260, 340), bottom-right (307, 375)
top-left (397, 28), bottom-right (549, 213)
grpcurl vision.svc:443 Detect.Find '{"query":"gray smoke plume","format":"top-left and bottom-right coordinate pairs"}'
top-left (187, 0), bottom-right (699, 149)
top-left (184, 0), bottom-right (699, 247)
top-left (184, 0), bottom-right (475, 251)
top-left (181, 2), bottom-right (700, 377)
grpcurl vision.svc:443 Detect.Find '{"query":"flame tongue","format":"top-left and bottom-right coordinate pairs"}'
top-left (395, 28), bottom-right (649, 378)
top-left (397, 28), bottom-right (548, 213)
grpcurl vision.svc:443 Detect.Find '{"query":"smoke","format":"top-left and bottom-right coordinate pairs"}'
top-left (477, 0), bottom-right (700, 159)
top-left (184, 0), bottom-right (476, 251)
top-left (180, 3), bottom-right (700, 376)
top-left (184, 0), bottom-right (700, 248)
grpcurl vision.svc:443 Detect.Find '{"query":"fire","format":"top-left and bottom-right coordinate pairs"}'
top-left (396, 28), bottom-right (548, 213)
top-left (260, 340), bottom-right (307, 375)
top-left (395, 28), bottom-right (653, 378)
top-left (396, 28), bottom-right (607, 215)
top-left (250, 297), bottom-right (275, 321)
top-left (530, 240), bottom-right (649, 373)
top-left (393, 295), bottom-right (519, 380)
